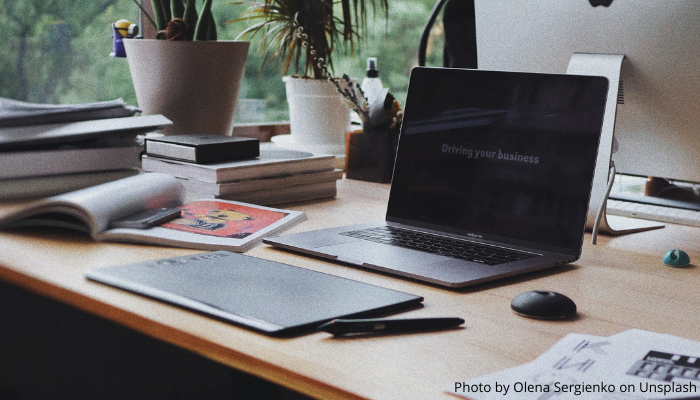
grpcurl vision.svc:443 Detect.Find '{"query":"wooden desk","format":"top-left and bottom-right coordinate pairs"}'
top-left (1, 177), bottom-right (700, 399)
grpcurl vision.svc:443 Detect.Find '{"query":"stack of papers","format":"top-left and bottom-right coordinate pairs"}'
top-left (447, 329), bottom-right (700, 400)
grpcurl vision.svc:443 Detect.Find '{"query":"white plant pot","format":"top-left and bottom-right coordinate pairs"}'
top-left (123, 39), bottom-right (249, 136)
top-left (283, 76), bottom-right (351, 145)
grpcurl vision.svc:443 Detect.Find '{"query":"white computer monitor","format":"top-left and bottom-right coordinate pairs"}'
top-left (473, 0), bottom-right (700, 184)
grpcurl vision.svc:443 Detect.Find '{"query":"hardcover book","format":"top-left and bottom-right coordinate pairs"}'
top-left (0, 173), bottom-right (306, 253)
top-left (0, 97), bottom-right (138, 127)
top-left (0, 169), bottom-right (139, 200)
top-left (0, 114), bottom-right (171, 147)
top-left (145, 134), bottom-right (260, 164)
top-left (141, 146), bottom-right (336, 183)
top-left (179, 169), bottom-right (343, 196)
top-left (0, 137), bottom-right (143, 180)
top-left (202, 181), bottom-right (338, 206)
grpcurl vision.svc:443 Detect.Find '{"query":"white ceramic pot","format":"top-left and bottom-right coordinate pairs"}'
top-left (283, 76), bottom-right (351, 145)
top-left (123, 39), bottom-right (249, 136)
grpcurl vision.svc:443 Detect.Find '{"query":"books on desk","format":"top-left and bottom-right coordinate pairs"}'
top-left (0, 98), bottom-right (173, 200)
top-left (0, 137), bottom-right (143, 179)
top-left (142, 143), bottom-right (341, 206)
top-left (0, 169), bottom-right (140, 201)
top-left (179, 170), bottom-right (343, 205)
top-left (0, 173), bottom-right (306, 252)
top-left (0, 114), bottom-right (171, 147)
top-left (144, 134), bottom-right (260, 164)
top-left (0, 135), bottom-right (145, 200)
top-left (0, 97), bottom-right (139, 127)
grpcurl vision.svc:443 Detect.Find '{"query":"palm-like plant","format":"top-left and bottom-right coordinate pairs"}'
top-left (133, 0), bottom-right (218, 40)
top-left (235, 0), bottom-right (388, 79)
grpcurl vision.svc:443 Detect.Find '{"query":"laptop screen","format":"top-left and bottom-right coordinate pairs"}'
top-left (386, 68), bottom-right (607, 253)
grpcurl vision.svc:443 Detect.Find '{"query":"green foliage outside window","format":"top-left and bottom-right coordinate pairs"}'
top-left (0, 0), bottom-right (444, 122)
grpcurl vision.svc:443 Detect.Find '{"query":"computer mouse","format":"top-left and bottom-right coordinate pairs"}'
top-left (510, 290), bottom-right (577, 320)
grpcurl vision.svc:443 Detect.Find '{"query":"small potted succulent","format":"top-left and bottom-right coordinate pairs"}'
top-left (235, 0), bottom-right (390, 146)
top-left (122, 0), bottom-right (249, 136)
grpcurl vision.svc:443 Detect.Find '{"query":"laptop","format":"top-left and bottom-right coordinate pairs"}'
top-left (264, 67), bottom-right (608, 288)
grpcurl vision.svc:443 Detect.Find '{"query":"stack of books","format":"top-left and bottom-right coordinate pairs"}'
top-left (140, 135), bottom-right (342, 206)
top-left (0, 98), bottom-right (171, 200)
top-left (0, 137), bottom-right (142, 200)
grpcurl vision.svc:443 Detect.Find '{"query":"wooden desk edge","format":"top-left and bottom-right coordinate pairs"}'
top-left (0, 262), bottom-right (365, 400)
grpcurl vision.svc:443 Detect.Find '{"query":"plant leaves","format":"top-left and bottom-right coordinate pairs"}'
top-left (182, 0), bottom-right (198, 40)
top-left (193, 0), bottom-right (215, 41)
top-left (171, 0), bottom-right (185, 19)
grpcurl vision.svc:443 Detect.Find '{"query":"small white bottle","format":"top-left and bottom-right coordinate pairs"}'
top-left (361, 57), bottom-right (384, 105)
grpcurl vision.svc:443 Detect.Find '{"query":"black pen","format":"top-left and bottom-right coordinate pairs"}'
top-left (318, 317), bottom-right (465, 336)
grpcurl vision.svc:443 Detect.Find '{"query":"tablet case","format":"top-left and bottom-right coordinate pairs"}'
top-left (85, 251), bottom-right (423, 336)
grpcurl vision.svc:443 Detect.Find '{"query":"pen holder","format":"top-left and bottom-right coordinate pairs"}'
top-left (345, 126), bottom-right (399, 183)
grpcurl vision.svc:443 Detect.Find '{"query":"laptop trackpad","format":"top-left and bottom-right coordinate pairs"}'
top-left (318, 241), bottom-right (443, 267)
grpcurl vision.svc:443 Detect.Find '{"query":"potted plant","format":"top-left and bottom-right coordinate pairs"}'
top-left (122, 0), bottom-right (249, 136)
top-left (234, 0), bottom-right (388, 147)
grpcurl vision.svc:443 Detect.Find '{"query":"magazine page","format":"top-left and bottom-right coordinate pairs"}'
top-left (98, 199), bottom-right (307, 252)
top-left (0, 173), bottom-right (185, 236)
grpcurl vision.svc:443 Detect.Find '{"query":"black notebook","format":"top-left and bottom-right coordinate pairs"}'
top-left (144, 134), bottom-right (260, 164)
top-left (85, 251), bottom-right (423, 336)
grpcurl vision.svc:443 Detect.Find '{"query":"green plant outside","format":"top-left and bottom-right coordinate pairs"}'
top-left (233, 0), bottom-right (388, 79)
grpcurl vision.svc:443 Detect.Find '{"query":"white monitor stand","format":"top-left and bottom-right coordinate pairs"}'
top-left (566, 53), bottom-right (664, 243)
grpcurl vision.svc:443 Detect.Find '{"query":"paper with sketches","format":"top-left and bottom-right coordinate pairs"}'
top-left (447, 329), bottom-right (700, 400)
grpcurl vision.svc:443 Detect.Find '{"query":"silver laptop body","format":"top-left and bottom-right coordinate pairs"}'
top-left (264, 68), bottom-right (608, 288)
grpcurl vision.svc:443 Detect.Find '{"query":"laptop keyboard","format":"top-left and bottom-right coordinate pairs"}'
top-left (339, 226), bottom-right (537, 266)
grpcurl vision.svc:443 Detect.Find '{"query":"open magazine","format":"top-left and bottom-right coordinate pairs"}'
top-left (0, 173), bottom-right (306, 252)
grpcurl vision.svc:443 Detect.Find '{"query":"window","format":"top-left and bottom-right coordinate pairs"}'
top-left (1, 0), bottom-right (444, 123)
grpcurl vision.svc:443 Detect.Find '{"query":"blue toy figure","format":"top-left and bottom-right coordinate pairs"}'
top-left (110, 19), bottom-right (139, 58)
